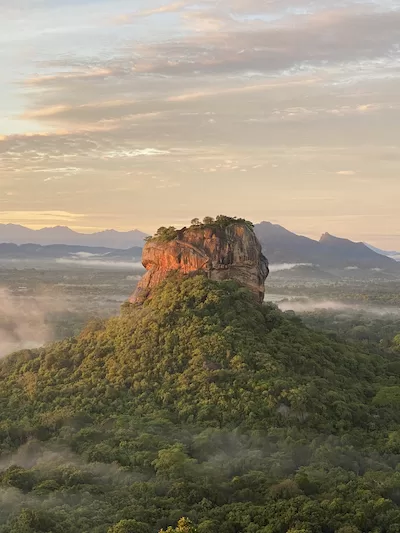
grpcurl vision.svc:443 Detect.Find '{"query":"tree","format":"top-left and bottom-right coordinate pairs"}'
top-left (373, 386), bottom-right (400, 408)
top-left (286, 529), bottom-right (312, 533)
top-left (0, 466), bottom-right (36, 492)
top-left (151, 226), bottom-right (178, 242)
top-left (108, 520), bottom-right (151, 533)
top-left (152, 444), bottom-right (197, 480)
top-left (393, 334), bottom-right (400, 352)
top-left (190, 218), bottom-right (201, 226)
top-left (8, 509), bottom-right (59, 533)
top-left (202, 217), bottom-right (215, 225)
top-left (159, 518), bottom-right (197, 533)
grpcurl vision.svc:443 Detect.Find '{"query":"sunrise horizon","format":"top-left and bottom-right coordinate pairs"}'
top-left (1, 0), bottom-right (399, 248)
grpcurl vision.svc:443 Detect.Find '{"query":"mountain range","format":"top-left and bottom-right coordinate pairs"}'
top-left (254, 222), bottom-right (400, 272)
top-left (0, 224), bottom-right (147, 248)
top-left (0, 243), bottom-right (143, 262)
top-left (365, 243), bottom-right (400, 262)
top-left (0, 221), bottom-right (399, 272)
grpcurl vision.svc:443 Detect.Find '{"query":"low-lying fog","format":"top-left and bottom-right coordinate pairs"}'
top-left (0, 288), bottom-right (60, 358)
top-left (1, 260), bottom-right (399, 359)
top-left (0, 258), bottom-right (144, 270)
top-left (0, 263), bottom-right (144, 358)
top-left (269, 263), bottom-right (314, 272)
top-left (274, 298), bottom-right (400, 317)
top-left (56, 258), bottom-right (144, 269)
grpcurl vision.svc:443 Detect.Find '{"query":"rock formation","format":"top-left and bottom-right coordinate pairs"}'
top-left (130, 222), bottom-right (269, 304)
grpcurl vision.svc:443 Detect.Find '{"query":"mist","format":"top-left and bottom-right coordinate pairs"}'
top-left (278, 298), bottom-right (400, 317)
top-left (269, 263), bottom-right (314, 272)
top-left (0, 288), bottom-right (63, 358)
top-left (56, 258), bottom-right (144, 270)
top-left (0, 441), bottom-right (138, 484)
top-left (0, 441), bottom-right (141, 525)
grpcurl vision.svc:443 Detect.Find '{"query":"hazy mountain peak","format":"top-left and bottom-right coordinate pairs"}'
top-left (258, 221), bottom-right (287, 229)
top-left (257, 221), bottom-right (300, 237)
top-left (255, 224), bottom-right (399, 272)
top-left (0, 224), bottom-right (148, 248)
top-left (319, 232), bottom-right (339, 243)
top-left (320, 233), bottom-right (369, 250)
top-left (37, 226), bottom-right (76, 234)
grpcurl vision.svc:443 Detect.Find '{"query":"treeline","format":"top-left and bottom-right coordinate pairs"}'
top-left (298, 309), bottom-right (400, 351)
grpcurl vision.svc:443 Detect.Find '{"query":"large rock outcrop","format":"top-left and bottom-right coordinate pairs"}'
top-left (130, 223), bottom-right (269, 304)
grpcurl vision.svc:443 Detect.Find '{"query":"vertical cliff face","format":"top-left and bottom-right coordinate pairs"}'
top-left (130, 223), bottom-right (269, 304)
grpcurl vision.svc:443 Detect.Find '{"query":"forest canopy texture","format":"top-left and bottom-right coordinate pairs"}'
top-left (0, 275), bottom-right (400, 532)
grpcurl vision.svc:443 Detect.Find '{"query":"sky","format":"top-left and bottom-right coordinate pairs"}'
top-left (0, 0), bottom-right (399, 248)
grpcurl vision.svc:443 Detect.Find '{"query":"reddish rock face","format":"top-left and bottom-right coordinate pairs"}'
top-left (130, 223), bottom-right (269, 304)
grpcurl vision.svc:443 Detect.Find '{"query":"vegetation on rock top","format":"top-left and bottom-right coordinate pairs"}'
top-left (145, 216), bottom-right (255, 243)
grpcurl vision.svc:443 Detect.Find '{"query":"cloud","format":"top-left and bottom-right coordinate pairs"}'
top-left (337, 170), bottom-right (356, 175)
top-left (103, 148), bottom-right (171, 159)
top-left (23, 105), bottom-right (70, 119)
top-left (116, 1), bottom-right (189, 23)
top-left (0, 211), bottom-right (85, 223)
top-left (25, 69), bottom-right (113, 86)
top-left (1, 0), bottom-right (400, 246)
top-left (167, 78), bottom-right (318, 102)
top-left (43, 176), bottom-right (65, 182)
top-left (126, 7), bottom-right (400, 77)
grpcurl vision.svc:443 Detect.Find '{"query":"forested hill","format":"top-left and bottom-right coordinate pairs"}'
top-left (1, 275), bottom-right (400, 532)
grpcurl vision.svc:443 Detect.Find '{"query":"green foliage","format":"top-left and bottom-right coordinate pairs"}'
top-left (159, 518), bottom-right (197, 533)
top-left (393, 334), bottom-right (400, 351)
top-left (194, 215), bottom-right (254, 230)
top-left (0, 276), bottom-right (399, 532)
top-left (147, 215), bottom-right (255, 244)
top-left (147, 226), bottom-right (179, 243)
top-left (6, 509), bottom-right (61, 533)
top-left (108, 520), bottom-right (151, 533)
top-left (299, 307), bottom-right (400, 350)
top-left (373, 386), bottom-right (400, 407)
top-left (153, 445), bottom-right (197, 480)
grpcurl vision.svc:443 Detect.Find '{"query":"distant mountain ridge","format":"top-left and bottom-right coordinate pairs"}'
top-left (0, 243), bottom-right (143, 261)
top-left (365, 243), bottom-right (400, 262)
top-left (1, 221), bottom-right (398, 272)
top-left (0, 224), bottom-right (147, 248)
top-left (255, 222), bottom-right (400, 272)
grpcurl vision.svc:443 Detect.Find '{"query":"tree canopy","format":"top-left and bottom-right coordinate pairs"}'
top-left (147, 216), bottom-right (255, 243)
top-left (0, 275), bottom-right (399, 532)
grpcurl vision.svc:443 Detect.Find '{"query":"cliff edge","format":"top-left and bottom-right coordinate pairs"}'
top-left (130, 218), bottom-right (269, 304)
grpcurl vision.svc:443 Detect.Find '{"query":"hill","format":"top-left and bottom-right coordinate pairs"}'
top-left (0, 275), bottom-right (400, 532)
top-left (255, 222), bottom-right (400, 272)
top-left (0, 224), bottom-right (147, 248)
